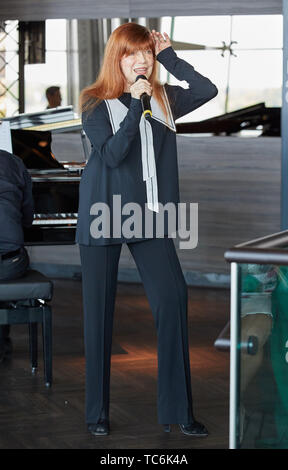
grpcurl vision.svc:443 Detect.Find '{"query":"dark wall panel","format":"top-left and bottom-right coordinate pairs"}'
top-left (131, 0), bottom-right (282, 17)
top-left (0, 0), bottom-right (130, 21)
top-left (0, 0), bottom-right (282, 21)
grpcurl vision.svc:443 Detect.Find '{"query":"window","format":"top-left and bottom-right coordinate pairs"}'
top-left (159, 15), bottom-right (283, 124)
top-left (0, 21), bottom-right (19, 117)
top-left (24, 19), bottom-right (68, 113)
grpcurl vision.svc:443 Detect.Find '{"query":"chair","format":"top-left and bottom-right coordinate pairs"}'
top-left (0, 269), bottom-right (53, 387)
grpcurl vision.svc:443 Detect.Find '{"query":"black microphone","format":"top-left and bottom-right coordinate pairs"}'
top-left (135, 74), bottom-right (152, 120)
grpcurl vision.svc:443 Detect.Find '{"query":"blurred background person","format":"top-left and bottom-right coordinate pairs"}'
top-left (45, 86), bottom-right (62, 109)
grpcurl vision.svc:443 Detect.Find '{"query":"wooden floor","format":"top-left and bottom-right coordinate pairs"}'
top-left (0, 279), bottom-right (230, 449)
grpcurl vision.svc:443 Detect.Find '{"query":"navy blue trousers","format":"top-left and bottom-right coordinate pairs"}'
top-left (79, 237), bottom-right (194, 425)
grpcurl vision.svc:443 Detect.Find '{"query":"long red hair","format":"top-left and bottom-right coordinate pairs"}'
top-left (79, 22), bottom-right (169, 124)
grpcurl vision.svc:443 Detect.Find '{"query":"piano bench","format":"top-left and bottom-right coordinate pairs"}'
top-left (0, 270), bottom-right (53, 388)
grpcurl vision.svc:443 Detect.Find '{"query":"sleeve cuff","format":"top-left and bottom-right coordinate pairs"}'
top-left (130, 97), bottom-right (143, 115)
top-left (156, 46), bottom-right (177, 64)
top-left (130, 96), bottom-right (142, 105)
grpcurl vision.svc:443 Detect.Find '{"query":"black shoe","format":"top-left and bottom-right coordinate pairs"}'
top-left (163, 424), bottom-right (171, 433)
top-left (179, 421), bottom-right (209, 437)
top-left (88, 419), bottom-right (110, 436)
top-left (163, 421), bottom-right (208, 437)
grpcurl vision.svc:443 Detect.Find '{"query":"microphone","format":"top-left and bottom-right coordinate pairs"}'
top-left (135, 74), bottom-right (152, 120)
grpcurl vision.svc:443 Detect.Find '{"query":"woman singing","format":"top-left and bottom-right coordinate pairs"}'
top-left (76, 22), bottom-right (218, 437)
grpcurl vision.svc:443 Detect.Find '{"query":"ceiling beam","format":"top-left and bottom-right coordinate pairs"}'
top-left (0, 0), bottom-right (282, 21)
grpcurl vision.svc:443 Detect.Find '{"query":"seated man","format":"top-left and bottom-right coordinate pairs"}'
top-left (0, 149), bottom-right (34, 362)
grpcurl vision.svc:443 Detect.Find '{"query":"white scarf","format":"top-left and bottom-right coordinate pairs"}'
top-left (104, 86), bottom-right (176, 212)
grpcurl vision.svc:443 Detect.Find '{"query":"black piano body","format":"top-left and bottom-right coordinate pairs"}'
top-left (175, 102), bottom-right (281, 136)
top-left (24, 170), bottom-right (81, 245)
top-left (3, 107), bottom-right (86, 245)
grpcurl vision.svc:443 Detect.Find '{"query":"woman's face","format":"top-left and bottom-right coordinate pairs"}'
top-left (120, 48), bottom-right (154, 91)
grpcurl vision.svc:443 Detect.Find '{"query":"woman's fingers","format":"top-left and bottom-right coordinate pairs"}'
top-left (150, 30), bottom-right (171, 54)
top-left (151, 30), bottom-right (169, 41)
top-left (138, 80), bottom-right (152, 95)
top-left (130, 78), bottom-right (152, 99)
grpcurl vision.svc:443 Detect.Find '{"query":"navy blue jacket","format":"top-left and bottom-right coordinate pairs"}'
top-left (76, 46), bottom-right (218, 245)
top-left (0, 149), bottom-right (34, 253)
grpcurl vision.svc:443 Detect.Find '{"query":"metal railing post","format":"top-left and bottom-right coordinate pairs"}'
top-left (229, 262), bottom-right (239, 449)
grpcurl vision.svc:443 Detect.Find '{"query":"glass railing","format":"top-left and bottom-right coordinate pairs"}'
top-left (224, 230), bottom-right (288, 449)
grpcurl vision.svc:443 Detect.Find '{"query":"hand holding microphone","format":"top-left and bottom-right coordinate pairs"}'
top-left (130, 75), bottom-right (152, 119)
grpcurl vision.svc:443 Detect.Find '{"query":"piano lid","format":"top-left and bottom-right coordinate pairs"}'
top-left (22, 117), bottom-right (82, 134)
top-left (2, 106), bottom-right (75, 130)
top-left (175, 102), bottom-right (281, 136)
top-left (4, 106), bottom-right (82, 170)
top-left (11, 129), bottom-right (64, 170)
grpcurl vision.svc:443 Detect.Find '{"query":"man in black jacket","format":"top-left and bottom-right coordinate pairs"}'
top-left (0, 149), bottom-right (34, 362)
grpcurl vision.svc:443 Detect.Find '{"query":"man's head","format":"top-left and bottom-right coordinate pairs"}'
top-left (45, 86), bottom-right (62, 108)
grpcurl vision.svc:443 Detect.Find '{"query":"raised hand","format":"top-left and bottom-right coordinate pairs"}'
top-left (150, 30), bottom-right (172, 56)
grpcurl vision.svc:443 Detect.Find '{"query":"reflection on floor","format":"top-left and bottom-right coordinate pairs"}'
top-left (0, 279), bottom-right (230, 449)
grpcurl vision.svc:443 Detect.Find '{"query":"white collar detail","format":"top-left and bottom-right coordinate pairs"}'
top-left (105, 88), bottom-right (175, 212)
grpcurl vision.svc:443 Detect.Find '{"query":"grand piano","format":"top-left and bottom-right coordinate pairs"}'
top-left (175, 102), bottom-right (280, 136)
top-left (3, 106), bottom-right (87, 245)
top-left (2, 101), bottom-right (279, 247)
